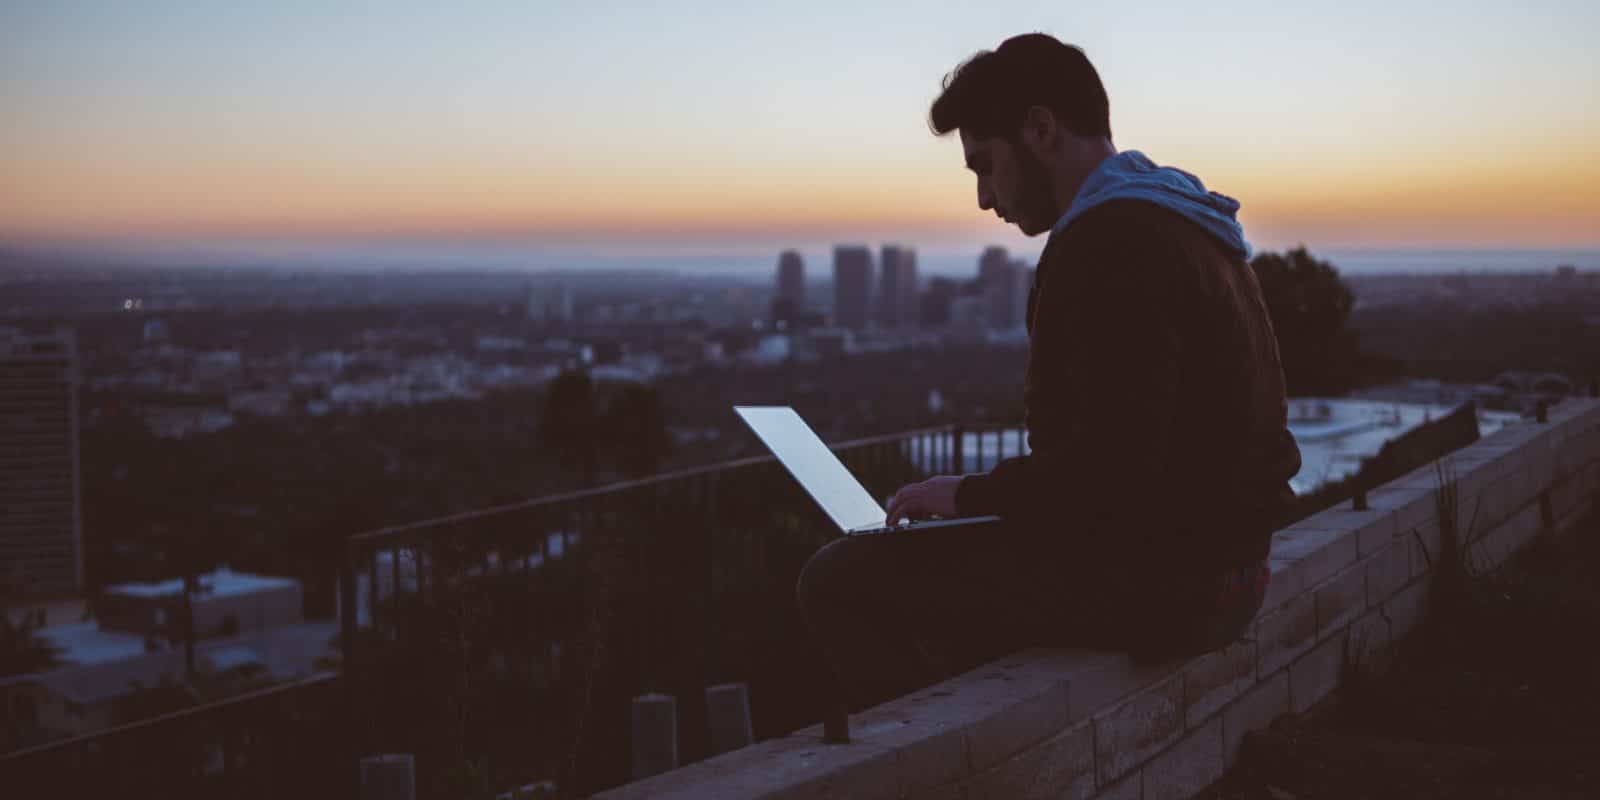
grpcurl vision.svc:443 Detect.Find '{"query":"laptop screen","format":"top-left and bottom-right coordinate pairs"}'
top-left (734, 406), bottom-right (887, 533)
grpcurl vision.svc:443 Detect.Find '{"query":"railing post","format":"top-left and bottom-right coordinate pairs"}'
top-left (952, 426), bottom-right (965, 474)
top-left (821, 699), bottom-right (850, 744)
top-left (339, 541), bottom-right (361, 797)
top-left (704, 683), bottom-right (755, 756)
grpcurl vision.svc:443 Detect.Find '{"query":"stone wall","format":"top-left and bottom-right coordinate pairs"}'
top-left (596, 398), bottom-right (1600, 800)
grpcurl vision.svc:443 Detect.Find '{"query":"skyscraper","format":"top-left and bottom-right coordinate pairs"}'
top-left (979, 246), bottom-right (1019, 330)
top-left (0, 328), bottom-right (82, 596)
top-left (877, 245), bottom-right (919, 328)
top-left (776, 250), bottom-right (805, 308)
top-left (833, 245), bottom-right (873, 331)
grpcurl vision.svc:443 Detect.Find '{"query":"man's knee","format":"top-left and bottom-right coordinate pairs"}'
top-left (795, 537), bottom-right (872, 626)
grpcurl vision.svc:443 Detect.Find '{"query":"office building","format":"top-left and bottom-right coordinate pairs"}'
top-left (0, 328), bottom-right (82, 596)
top-left (833, 246), bottom-right (873, 331)
top-left (979, 247), bottom-right (1020, 330)
top-left (878, 245), bottom-right (919, 328)
top-left (776, 251), bottom-right (806, 309)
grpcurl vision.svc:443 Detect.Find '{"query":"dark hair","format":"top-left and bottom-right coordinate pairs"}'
top-left (929, 33), bottom-right (1111, 142)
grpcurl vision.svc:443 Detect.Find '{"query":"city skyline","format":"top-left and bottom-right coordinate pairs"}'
top-left (3, 1), bottom-right (1598, 258)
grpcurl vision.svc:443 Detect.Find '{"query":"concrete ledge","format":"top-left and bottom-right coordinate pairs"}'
top-left (597, 399), bottom-right (1600, 800)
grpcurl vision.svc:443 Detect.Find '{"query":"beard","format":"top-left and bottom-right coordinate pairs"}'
top-left (1011, 142), bottom-right (1061, 236)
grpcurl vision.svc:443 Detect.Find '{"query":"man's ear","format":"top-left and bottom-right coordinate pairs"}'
top-left (1019, 105), bottom-right (1058, 162)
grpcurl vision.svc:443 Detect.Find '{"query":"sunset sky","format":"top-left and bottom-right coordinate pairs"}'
top-left (3, 0), bottom-right (1597, 264)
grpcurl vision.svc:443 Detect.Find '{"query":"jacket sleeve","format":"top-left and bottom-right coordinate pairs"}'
top-left (954, 203), bottom-right (1183, 540)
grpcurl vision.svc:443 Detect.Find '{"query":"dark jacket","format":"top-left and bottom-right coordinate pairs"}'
top-left (954, 198), bottom-right (1302, 582)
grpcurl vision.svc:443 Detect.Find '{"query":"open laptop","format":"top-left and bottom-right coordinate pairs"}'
top-left (734, 406), bottom-right (1002, 536)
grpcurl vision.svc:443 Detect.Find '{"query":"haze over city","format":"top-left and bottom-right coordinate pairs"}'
top-left (3, 0), bottom-right (1598, 275)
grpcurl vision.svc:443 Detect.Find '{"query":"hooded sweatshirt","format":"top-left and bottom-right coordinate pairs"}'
top-left (1052, 150), bottom-right (1252, 260)
top-left (955, 151), bottom-right (1301, 591)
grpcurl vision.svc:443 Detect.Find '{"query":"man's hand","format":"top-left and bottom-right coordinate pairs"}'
top-left (884, 475), bottom-right (963, 525)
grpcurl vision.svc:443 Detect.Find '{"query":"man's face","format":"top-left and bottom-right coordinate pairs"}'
top-left (960, 129), bottom-right (1058, 237)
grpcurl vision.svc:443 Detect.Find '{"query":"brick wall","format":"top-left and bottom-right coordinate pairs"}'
top-left (596, 399), bottom-right (1600, 800)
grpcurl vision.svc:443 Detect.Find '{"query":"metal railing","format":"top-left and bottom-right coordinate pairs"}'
top-left (1, 422), bottom-right (1028, 798)
top-left (338, 422), bottom-right (1027, 796)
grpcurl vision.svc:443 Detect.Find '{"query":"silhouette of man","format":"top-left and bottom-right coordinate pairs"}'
top-left (796, 33), bottom-right (1302, 710)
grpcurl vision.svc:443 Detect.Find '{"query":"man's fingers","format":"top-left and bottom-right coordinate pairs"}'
top-left (885, 484), bottom-right (917, 524)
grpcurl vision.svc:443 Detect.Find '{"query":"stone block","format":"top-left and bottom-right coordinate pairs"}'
top-left (1093, 774), bottom-right (1143, 800)
top-left (1262, 557), bottom-right (1303, 614)
top-left (1222, 672), bottom-right (1289, 768)
top-left (845, 706), bottom-right (968, 794)
top-left (961, 721), bottom-right (1093, 800)
top-left (888, 651), bottom-right (1075, 774)
top-left (1313, 563), bottom-right (1365, 637)
top-left (1546, 472), bottom-right (1584, 523)
top-left (1255, 591), bottom-right (1317, 677)
top-left (1461, 470), bottom-right (1536, 539)
top-left (1347, 609), bottom-right (1392, 676)
top-left (741, 734), bottom-right (901, 800)
top-left (1291, 508), bottom-right (1394, 552)
top-left (1472, 503), bottom-right (1543, 573)
top-left (1364, 543), bottom-right (1411, 607)
top-left (593, 732), bottom-right (900, 800)
top-left (1093, 673), bottom-right (1185, 786)
top-left (1289, 632), bottom-right (1347, 715)
top-left (1141, 718), bottom-right (1224, 800)
top-left (1384, 580), bottom-right (1431, 643)
top-left (1182, 639), bottom-right (1256, 724)
top-left (906, 781), bottom-right (967, 800)
top-left (1055, 651), bottom-right (1181, 726)
top-left (1266, 527), bottom-right (1358, 597)
top-left (1364, 487), bottom-right (1436, 539)
top-left (1403, 518), bottom-right (1442, 581)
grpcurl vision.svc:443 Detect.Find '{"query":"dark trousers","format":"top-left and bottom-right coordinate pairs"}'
top-left (795, 521), bottom-right (1267, 710)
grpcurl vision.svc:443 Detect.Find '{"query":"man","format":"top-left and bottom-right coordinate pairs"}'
top-left (796, 33), bottom-right (1302, 710)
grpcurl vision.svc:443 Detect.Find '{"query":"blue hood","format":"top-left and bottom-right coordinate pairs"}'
top-left (1049, 150), bottom-right (1252, 259)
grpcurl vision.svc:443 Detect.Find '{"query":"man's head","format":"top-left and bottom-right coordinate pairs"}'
top-left (929, 34), bottom-right (1115, 237)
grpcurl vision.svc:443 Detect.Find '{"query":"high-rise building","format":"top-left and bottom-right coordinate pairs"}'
top-left (0, 328), bottom-right (82, 596)
top-left (979, 247), bottom-right (1020, 329)
top-left (776, 250), bottom-right (805, 308)
top-left (877, 245), bottom-right (919, 328)
top-left (833, 246), bottom-right (873, 331)
top-left (526, 285), bottom-right (575, 324)
top-left (919, 277), bottom-right (957, 328)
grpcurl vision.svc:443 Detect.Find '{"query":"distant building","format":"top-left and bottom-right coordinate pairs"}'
top-left (527, 285), bottom-right (575, 324)
top-left (979, 247), bottom-right (1020, 330)
top-left (0, 328), bottom-right (82, 596)
top-left (833, 245), bottom-right (873, 331)
top-left (920, 277), bottom-right (957, 328)
top-left (878, 245), bottom-right (919, 328)
top-left (776, 250), bottom-right (806, 311)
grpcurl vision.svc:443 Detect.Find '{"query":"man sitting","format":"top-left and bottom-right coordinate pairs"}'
top-left (796, 33), bottom-right (1303, 710)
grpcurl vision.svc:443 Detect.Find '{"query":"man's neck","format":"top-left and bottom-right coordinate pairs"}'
top-left (1051, 140), bottom-right (1118, 219)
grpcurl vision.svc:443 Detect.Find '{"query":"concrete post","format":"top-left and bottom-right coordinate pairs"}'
top-left (632, 693), bottom-right (678, 780)
top-left (359, 754), bottom-right (415, 800)
top-left (704, 683), bottom-right (755, 756)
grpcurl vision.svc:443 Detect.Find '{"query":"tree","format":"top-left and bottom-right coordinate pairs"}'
top-left (539, 370), bottom-right (599, 485)
top-left (603, 383), bottom-right (672, 476)
top-left (1251, 246), bottom-right (1362, 395)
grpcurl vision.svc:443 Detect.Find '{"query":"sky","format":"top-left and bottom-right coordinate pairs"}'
top-left (3, 0), bottom-right (1598, 269)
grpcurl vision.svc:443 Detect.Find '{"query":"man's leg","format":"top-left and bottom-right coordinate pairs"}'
top-left (795, 523), bottom-right (1042, 710)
